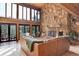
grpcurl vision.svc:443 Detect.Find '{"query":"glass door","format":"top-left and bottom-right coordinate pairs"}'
top-left (32, 25), bottom-right (40, 37)
top-left (20, 25), bottom-right (30, 36)
top-left (32, 26), bottom-right (36, 37)
top-left (10, 25), bottom-right (16, 41)
top-left (0, 24), bottom-right (17, 43)
top-left (0, 24), bottom-right (9, 42)
top-left (20, 25), bottom-right (25, 36)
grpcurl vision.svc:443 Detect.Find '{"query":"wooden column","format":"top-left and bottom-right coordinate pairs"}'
top-left (30, 24), bottom-right (32, 35)
top-left (16, 23), bottom-right (20, 42)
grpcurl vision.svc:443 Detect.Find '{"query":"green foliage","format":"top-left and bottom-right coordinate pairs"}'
top-left (69, 31), bottom-right (78, 40)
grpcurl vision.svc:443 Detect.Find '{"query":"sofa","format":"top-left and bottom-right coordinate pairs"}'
top-left (19, 36), bottom-right (70, 56)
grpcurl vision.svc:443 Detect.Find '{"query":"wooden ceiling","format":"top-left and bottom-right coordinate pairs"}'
top-left (21, 3), bottom-right (79, 17)
top-left (60, 3), bottom-right (79, 17)
top-left (17, 3), bottom-right (45, 10)
top-left (26, 3), bottom-right (45, 8)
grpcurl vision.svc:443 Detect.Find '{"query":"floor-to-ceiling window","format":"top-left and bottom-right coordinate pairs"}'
top-left (0, 3), bottom-right (41, 40)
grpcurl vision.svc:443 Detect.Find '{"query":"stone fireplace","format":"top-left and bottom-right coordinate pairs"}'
top-left (45, 22), bottom-right (67, 37)
top-left (41, 4), bottom-right (69, 37)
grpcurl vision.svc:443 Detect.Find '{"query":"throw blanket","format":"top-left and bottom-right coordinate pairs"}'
top-left (25, 37), bottom-right (43, 52)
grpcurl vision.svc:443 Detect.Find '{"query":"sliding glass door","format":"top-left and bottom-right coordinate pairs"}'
top-left (10, 25), bottom-right (16, 41)
top-left (0, 24), bottom-right (16, 43)
top-left (20, 25), bottom-right (30, 36)
top-left (0, 24), bottom-right (9, 42)
top-left (32, 25), bottom-right (40, 37)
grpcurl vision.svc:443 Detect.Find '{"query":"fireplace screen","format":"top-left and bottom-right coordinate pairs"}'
top-left (58, 31), bottom-right (63, 36)
top-left (48, 31), bottom-right (56, 37)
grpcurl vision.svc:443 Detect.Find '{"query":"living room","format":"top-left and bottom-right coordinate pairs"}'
top-left (0, 3), bottom-right (79, 56)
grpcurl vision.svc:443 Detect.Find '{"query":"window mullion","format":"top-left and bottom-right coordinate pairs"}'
top-left (11, 3), bottom-right (13, 18)
top-left (26, 7), bottom-right (27, 20)
top-left (34, 10), bottom-right (35, 21)
top-left (5, 3), bottom-right (7, 17)
top-left (22, 6), bottom-right (23, 20)
top-left (30, 8), bottom-right (31, 21)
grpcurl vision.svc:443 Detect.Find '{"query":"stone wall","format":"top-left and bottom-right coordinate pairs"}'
top-left (41, 3), bottom-right (70, 36)
top-left (68, 14), bottom-right (79, 35)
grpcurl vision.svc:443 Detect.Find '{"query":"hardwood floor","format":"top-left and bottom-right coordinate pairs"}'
top-left (69, 45), bottom-right (79, 54)
top-left (63, 45), bottom-right (79, 56)
top-left (0, 41), bottom-right (79, 56)
top-left (0, 41), bottom-right (21, 56)
top-left (63, 51), bottom-right (79, 56)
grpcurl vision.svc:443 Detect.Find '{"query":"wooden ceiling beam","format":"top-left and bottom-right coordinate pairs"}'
top-left (58, 3), bottom-right (79, 18)
top-left (16, 3), bottom-right (41, 10)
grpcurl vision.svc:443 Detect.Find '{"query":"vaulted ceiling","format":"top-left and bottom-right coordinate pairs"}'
top-left (26, 3), bottom-right (45, 8)
top-left (61, 3), bottom-right (79, 17)
top-left (18, 3), bottom-right (45, 10)
top-left (22, 3), bottom-right (79, 17)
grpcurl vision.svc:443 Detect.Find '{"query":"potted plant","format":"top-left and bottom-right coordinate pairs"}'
top-left (68, 30), bottom-right (78, 45)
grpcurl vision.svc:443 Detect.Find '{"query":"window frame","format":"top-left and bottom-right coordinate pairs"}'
top-left (23, 7), bottom-right (27, 20)
top-left (19, 24), bottom-right (30, 35)
top-left (27, 7), bottom-right (31, 20)
top-left (32, 25), bottom-right (40, 37)
top-left (12, 3), bottom-right (17, 19)
top-left (37, 11), bottom-right (41, 22)
top-left (31, 9), bottom-right (41, 22)
top-left (31, 9), bottom-right (35, 21)
top-left (18, 5), bottom-right (23, 20)
top-left (0, 3), bottom-right (41, 21)
top-left (0, 3), bottom-right (6, 17)
top-left (6, 3), bottom-right (12, 18)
